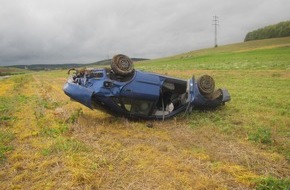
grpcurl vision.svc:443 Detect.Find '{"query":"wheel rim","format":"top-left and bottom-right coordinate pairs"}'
top-left (112, 54), bottom-right (134, 75)
top-left (197, 75), bottom-right (215, 95)
top-left (119, 59), bottom-right (131, 71)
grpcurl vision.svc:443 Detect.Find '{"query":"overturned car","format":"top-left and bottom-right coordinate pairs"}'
top-left (63, 54), bottom-right (230, 120)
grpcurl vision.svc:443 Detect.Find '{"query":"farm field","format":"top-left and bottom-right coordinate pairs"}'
top-left (0, 67), bottom-right (31, 76)
top-left (1, 37), bottom-right (290, 189)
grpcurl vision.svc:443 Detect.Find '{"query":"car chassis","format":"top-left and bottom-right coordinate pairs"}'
top-left (63, 54), bottom-right (230, 120)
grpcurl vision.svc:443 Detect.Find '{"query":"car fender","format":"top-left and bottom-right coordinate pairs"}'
top-left (63, 82), bottom-right (94, 109)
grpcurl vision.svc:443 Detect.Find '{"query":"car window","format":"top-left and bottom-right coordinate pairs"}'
top-left (120, 98), bottom-right (154, 116)
top-left (91, 72), bottom-right (104, 79)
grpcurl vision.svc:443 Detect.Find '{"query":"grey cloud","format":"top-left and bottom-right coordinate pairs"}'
top-left (0, 0), bottom-right (290, 66)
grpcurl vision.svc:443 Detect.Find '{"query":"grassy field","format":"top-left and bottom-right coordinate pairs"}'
top-left (136, 36), bottom-right (290, 71)
top-left (0, 67), bottom-right (31, 76)
top-left (0, 37), bottom-right (290, 189)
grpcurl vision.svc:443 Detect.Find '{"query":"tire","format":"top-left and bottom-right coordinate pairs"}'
top-left (197, 75), bottom-right (215, 95)
top-left (111, 54), bottom-right (134, 76)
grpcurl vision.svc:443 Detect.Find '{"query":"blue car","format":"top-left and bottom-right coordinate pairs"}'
top-left (63, 54), bottom-right (230, 120)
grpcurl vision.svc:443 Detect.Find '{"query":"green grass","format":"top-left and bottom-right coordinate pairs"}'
top-left (186, 70), bottom-right (290, 159)
top-left (248, 127), bottom-right (272, 144)
top-left (136, 37), bottom-right (290, 71)
top-left (42, 137), bottom-right (88, 156)
top-left (40, 123), bottom-right (68, 138)
top-left (139, 47), bottom-right (290, 70)
top-left (0, 131), bottom-right (14, 163)
top-left (255, 177), bottom-right (290, 190)
top-left (0, 97), bottom-right (14, 124)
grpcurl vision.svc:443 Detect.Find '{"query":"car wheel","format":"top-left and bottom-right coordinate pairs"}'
top-left (197, 75), bottom-right (215, 95)
top-left (111, 54), bottom-right (134, 76)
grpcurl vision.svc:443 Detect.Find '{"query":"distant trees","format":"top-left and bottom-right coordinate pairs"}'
top-left (244, 21), bottom-right (290, 41)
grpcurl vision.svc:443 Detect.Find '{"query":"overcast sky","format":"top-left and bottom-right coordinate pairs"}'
top-left (1, 0), bottom-right (290, 66)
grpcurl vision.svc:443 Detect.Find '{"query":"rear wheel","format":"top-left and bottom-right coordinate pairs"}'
top-left (197, 75), bottom-right (215, 95)
top-left (111, 54), bottom-right (134, 76)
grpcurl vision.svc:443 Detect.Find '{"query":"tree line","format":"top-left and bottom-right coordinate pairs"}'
top-left (244, 20), bottom-right (290, 42)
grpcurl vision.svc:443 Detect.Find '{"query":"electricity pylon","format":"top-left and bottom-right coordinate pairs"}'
top-left (212, 15), bottom-right (219, 48)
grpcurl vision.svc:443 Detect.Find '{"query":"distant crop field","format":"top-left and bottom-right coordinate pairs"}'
top-left (0, 38), bottom-right (289, 189)
top-left (0, 67), bottom-right (31, 76)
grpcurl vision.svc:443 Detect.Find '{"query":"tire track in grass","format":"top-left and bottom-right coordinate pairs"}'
top-left (0, 78), bottom-right (16, 166)
top-left (0, 74), bottom-right (50, 189)
top-left (0, 74), bottom-right (88, 189)
top-left (31, 73), bottom-right (108, 189)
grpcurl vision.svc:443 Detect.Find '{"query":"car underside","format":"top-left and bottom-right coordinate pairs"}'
top-left (63, 54), bottom-right (230, 120)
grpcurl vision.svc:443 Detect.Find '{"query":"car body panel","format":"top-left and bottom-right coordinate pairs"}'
top-left (120, 71), bottom-right (161, 101)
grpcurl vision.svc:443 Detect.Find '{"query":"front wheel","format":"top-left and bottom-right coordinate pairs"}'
top-left (111, 54), bottom-right (134, 76)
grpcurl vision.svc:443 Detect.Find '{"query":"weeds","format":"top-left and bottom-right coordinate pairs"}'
top-left (255, 177), bottom-right (290, 190)
top-left (0, 97), bottom-right (14, 126)
top-left (12, 75), bottom-right (31, 91)
top-left (0, 145), bottom-right (13, 163)
top-left (0, 131), bottom-right (14, 163)
top-left (40, 123), bottom-right (68, 138)
top-left (66, 108), bottom-right (83, 124)
top-left (42, 137), bottom-right (88, 155)
top-left (248, 127), bottom-right (272, 144)
top-left (0, 96), bottom-right (27, 120)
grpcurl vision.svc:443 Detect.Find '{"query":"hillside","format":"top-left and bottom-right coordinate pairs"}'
top-left (88, 58), bottom-right (149, 67)
top-left (7, 58), bottom-right (149, 71)
top-left (0, 38), bottom-right (289, 189)
top-left (136, 37), bottom-right (290, 71)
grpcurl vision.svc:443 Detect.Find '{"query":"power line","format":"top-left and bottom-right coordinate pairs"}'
top-left (212, 15), bottom-right (219, 48)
